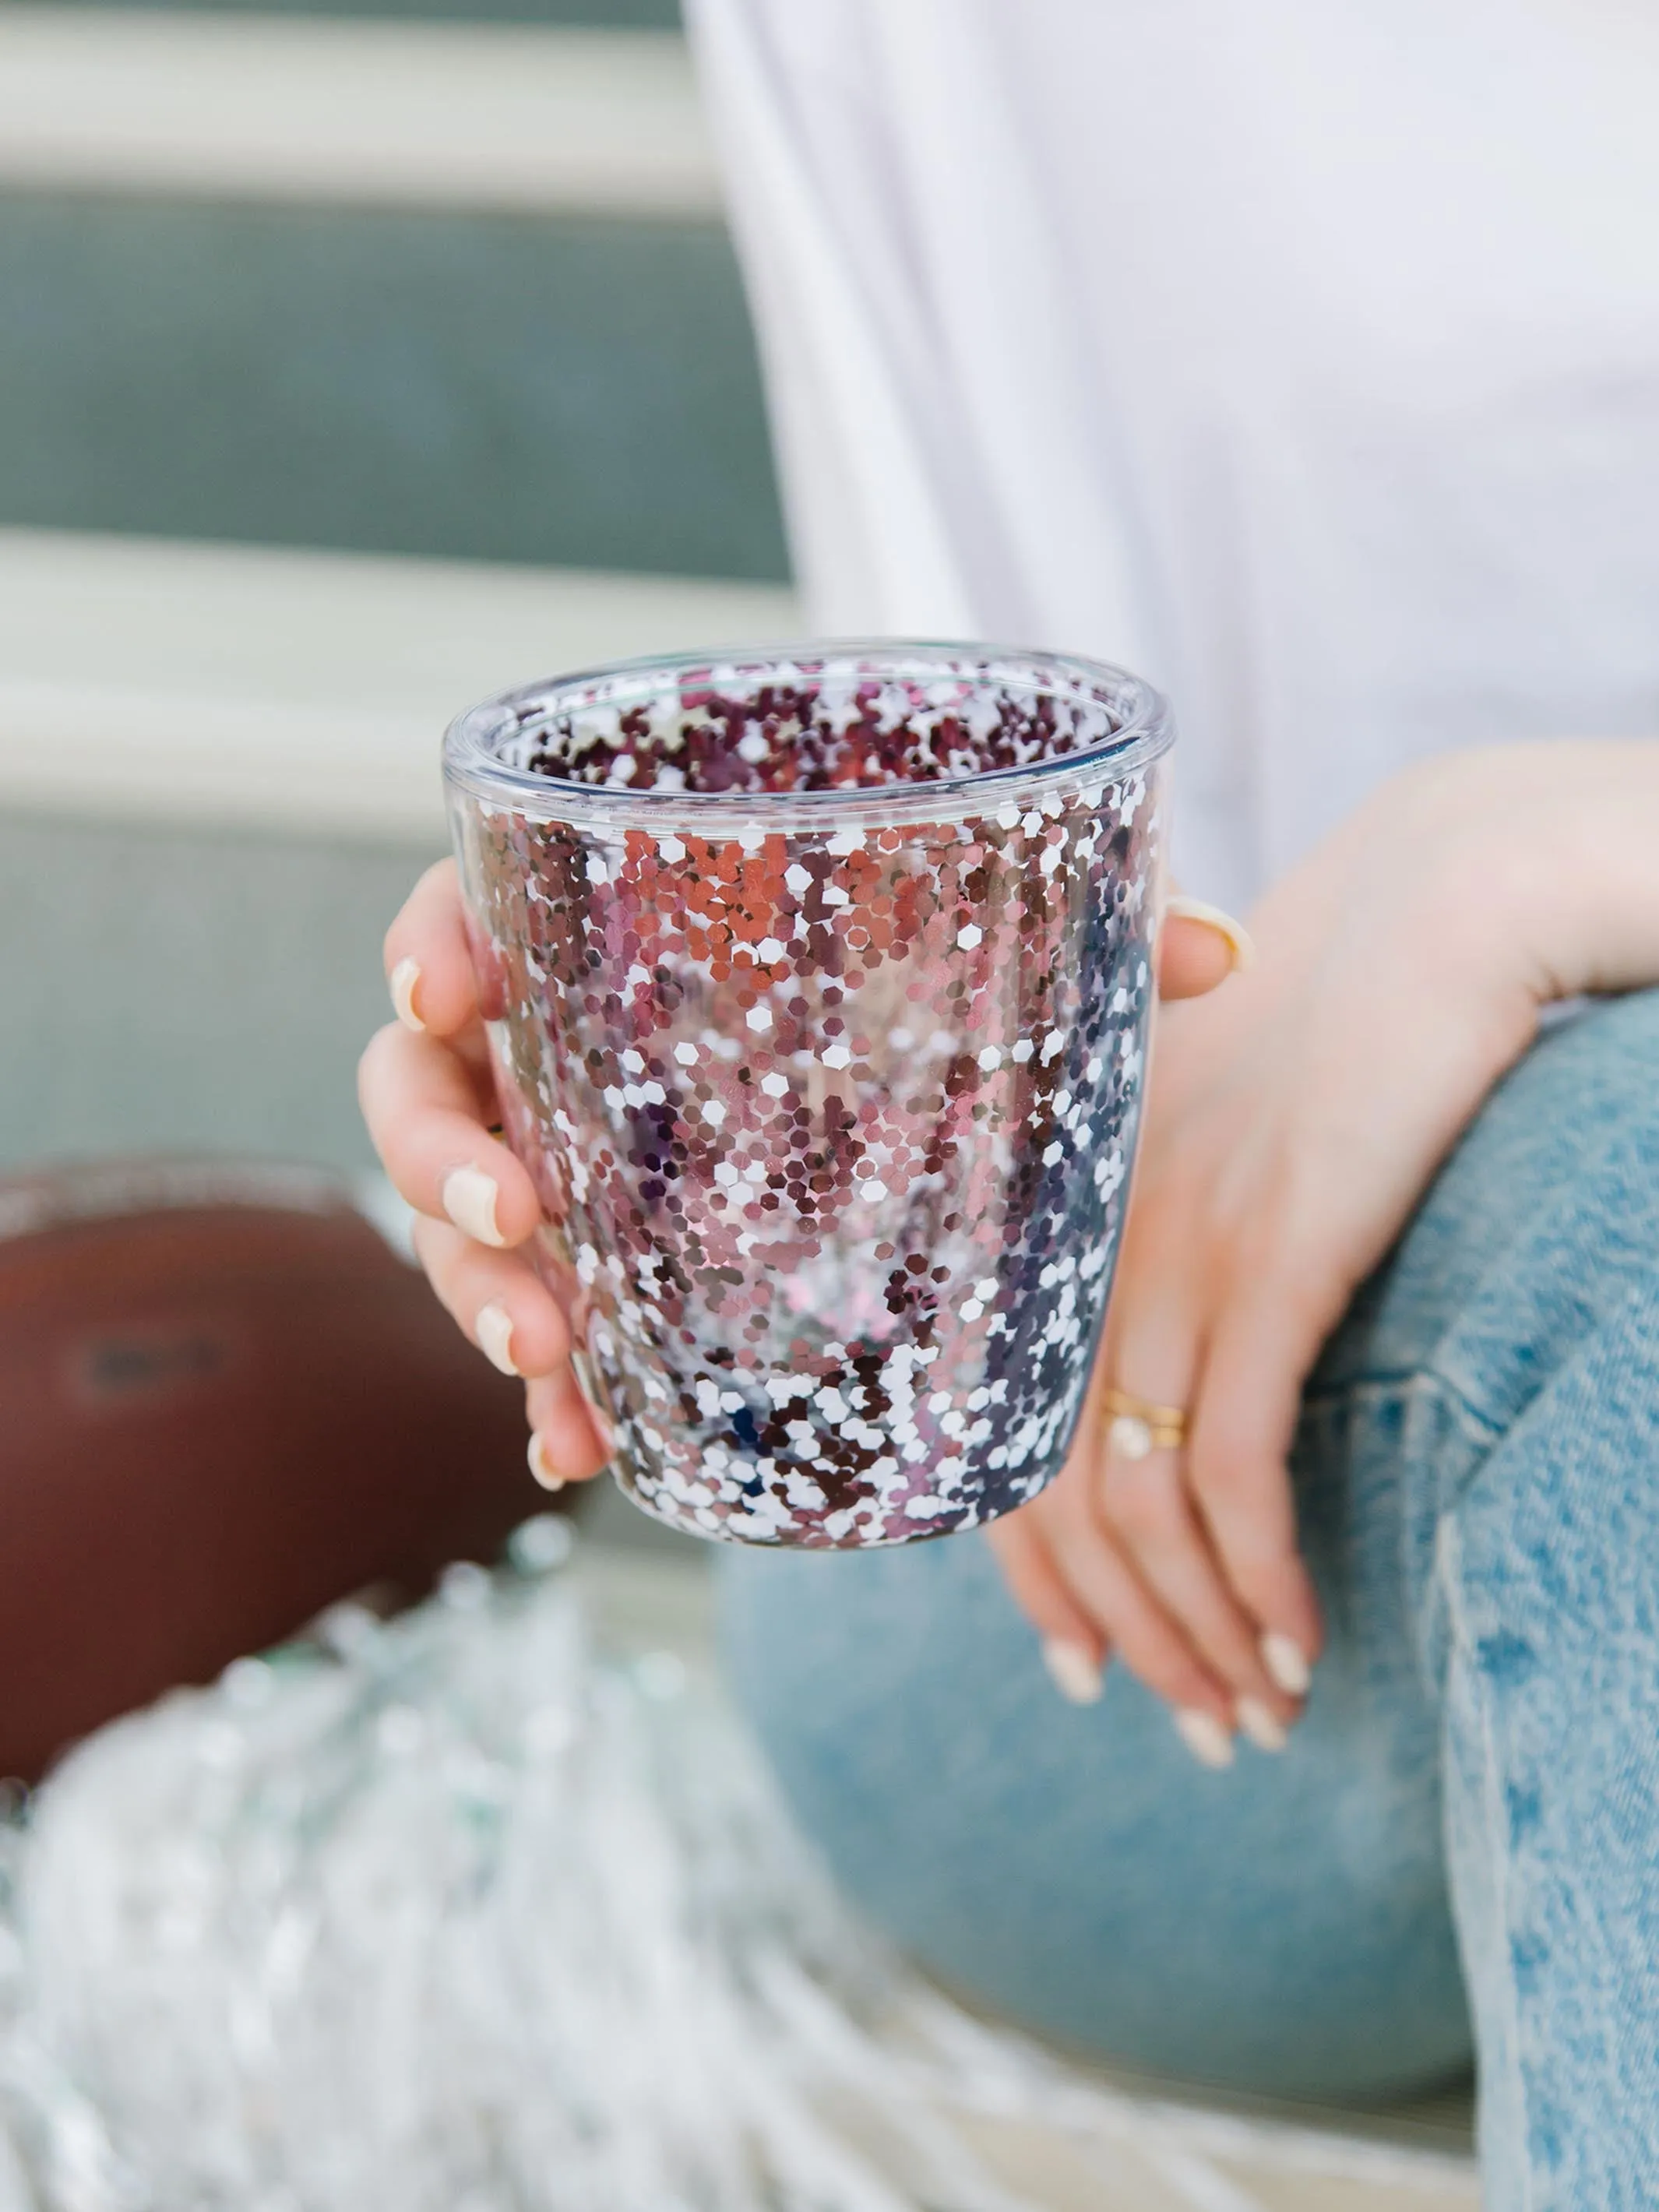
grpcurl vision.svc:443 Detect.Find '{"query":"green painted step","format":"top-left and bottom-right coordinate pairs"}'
top-left (0, 195), bottom-right (787, 578)
top-left (0, 810), bottom-right (432, 1177)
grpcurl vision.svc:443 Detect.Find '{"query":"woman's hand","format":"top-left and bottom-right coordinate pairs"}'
top-left (988, 743), bottom-right (1659, 1763)
top-left (358, 864), bottom-right (1242, 1491)
top-left (358, 859), bottom-right (615, 1491)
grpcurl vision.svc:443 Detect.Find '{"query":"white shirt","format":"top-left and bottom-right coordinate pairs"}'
top-left (687, 0), bottom-right (1659, 909)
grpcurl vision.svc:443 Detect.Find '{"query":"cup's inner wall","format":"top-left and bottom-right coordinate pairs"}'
top-left (490, 652), bottom-right (1138, 796)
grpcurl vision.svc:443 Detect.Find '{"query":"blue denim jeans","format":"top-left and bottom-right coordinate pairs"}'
top-left (719, 990), bottom-right (1659, 2208)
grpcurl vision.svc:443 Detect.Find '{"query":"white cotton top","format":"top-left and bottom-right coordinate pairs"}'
top-left (686, 0), bottom-right (1659, 910)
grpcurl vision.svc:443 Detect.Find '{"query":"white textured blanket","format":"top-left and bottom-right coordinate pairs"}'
top-left (0, 1523), bottom-right (1472, 2212)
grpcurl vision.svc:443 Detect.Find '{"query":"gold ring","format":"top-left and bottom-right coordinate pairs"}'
top-left (1101, 1386), bottom-right (1188, 1460)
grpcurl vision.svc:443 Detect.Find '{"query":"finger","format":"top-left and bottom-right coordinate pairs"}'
top-left (1157, 897), bottom-right (1255, 1001)
top-left (1090, 1241), bottom-right (1277, 1696)
top-left (410, 1214), bottom-right (572, 1379)
top-left (524, 1366), bottom-right (613, 1489)
top-left (382, 858), bottom-right (481, 1039)
top-left (1094, 1251), bottom-right (1302, 1737)
top-left (358, 1022), bottom-right (541, 1246)
top-left (1096, 1442), bottom-right (1298, 1733)
top-left (1187, 1276), bottom-right (1327, 1688)
top-left (986, 1511), bottom-right (1110, 1704)
top-left (1042, 1475), bottom-right (1236, 1744)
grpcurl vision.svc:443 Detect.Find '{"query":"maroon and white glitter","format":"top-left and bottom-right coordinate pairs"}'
top-left (446, 645), bottom-right (1172, 1547)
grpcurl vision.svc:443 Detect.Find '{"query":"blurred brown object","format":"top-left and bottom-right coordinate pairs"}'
top-left (0, 1159), bottom-right (545, 1783)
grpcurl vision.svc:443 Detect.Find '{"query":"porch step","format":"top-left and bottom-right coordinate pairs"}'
top-left (0, 527), bottom-right (800, 839)
top-left (0, 10), bottom-right (715, 217)
top-left (0, 11), bottom-right (785, 574)
top-left (28, 0), bottom-right (680, 30)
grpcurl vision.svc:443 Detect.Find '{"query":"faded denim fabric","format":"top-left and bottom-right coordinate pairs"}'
top-left (720, 989), bottom-right (1659, 2208)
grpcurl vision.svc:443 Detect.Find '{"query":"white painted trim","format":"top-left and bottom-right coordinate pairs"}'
top-left (0, 530), bottom-right (799, 843)
top-left (0, 11), bottom-right (722, 220)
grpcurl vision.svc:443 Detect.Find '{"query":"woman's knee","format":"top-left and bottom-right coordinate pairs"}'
top-left (718, 1534), bottom-right (1469, 2099)
top-left (1296, 988), bottom-right (1659, 1824)
top-left (1319, 990), bottom-right (1659, 1442)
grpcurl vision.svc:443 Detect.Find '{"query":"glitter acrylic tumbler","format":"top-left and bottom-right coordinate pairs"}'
top-left (445, 645), bottom-right (1172, 1548)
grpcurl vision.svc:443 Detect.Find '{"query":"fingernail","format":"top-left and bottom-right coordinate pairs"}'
top-left (475, 1300), bottom-right (519, 1376)
top-left (1236, 1696), bottom-right (1288, 1753)
top-left (527, 1433), bottom-right (565, 1491)
top-left (1164, 895), bottom-right (1256, 973)
top-left (389, 956), bottom-right (424, 1032)
top-left (443, 1164), bottom-right (505, 1248)
top-left (1174, 1707), bottom-right (1235, 1770)
top-left (1041, 1639), bottom-right (1104, 1706)
top-left (1260, 1632), bottom-right (1312, 1698)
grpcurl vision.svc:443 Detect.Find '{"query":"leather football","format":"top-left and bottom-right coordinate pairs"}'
top-left (0, 1160), bottom-right (546, 1782)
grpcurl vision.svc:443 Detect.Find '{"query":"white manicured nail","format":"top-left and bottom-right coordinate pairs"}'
top-left (475, 1300), bottom-right (519, 1376)
top-left (1175, 1708), bottom-right (1235, 1770)
top-left (1042, 1639), bottom-right (1104, 1706)
top-left (443, 1164), bottom-right (505, 1247)
top-left (527, 1433), bottom-right (565, 1491)
top-left (389, 956), bottom-right (424, 1031)
top-left (1164, 895), bottom-right (1256, 973)
top-left (1260, 1632), bottom-right (1312, 1698)
top-left (1236, 1696), bottom-right (1288, 1753)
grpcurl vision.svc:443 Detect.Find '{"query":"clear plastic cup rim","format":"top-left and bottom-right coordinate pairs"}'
top-left (442, 638), bottom-right (1174, 835)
